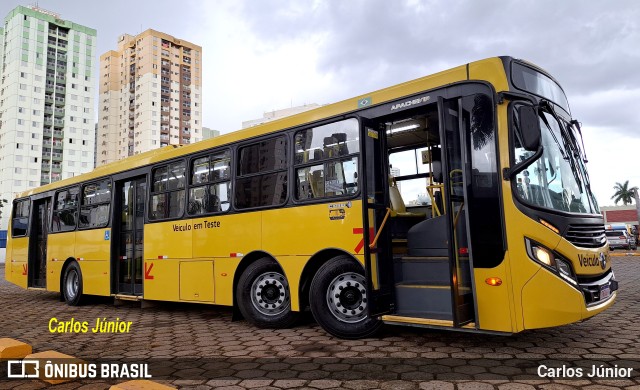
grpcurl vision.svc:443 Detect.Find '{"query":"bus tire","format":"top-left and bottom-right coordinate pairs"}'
top-left (309, 256), bottom-right (382, 339)
top-left (62, 262), bottom-right (84, 306)
top-left (236, 258), bottom-right (299, 328)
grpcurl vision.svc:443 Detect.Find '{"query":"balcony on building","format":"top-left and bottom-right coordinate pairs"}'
top-left (44, 116), bottom-right (53, 126)
top-left (52, 152), bottom-right (63, 162)
top-left (53, 119), bottom-right (64, 128)
top-left (41, 163), bottom-right (50, 172)
top-left (160, 134), bottom-right (169, 142)
top-left (45, 94), bottom-right (54, 104)
top-left (54, 96), bottom-right (65, 106)
top-left (43, 127), bottom-right (52, 137)
top-left (44, 106), bottom-right (53, 116)
top-left (54, 108), bottom-right (65, 118)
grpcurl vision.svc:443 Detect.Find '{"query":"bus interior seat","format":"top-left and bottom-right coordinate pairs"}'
top-left (389, 175), bottom-right (426, 218)
top-left (308, 170), bottom-right (324, 198)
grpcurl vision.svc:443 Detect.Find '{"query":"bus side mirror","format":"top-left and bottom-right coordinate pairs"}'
top-left (518, 105), bottom-right (541, 151)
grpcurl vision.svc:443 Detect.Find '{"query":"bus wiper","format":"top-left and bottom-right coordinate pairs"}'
top-left (537, 104), bottom-right (568, 161)
top-left (570, 119), bottom-right (588, 163)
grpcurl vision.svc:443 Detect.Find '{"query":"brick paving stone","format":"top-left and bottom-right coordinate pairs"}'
top-left (458, 382), bottom-right (495, 390)
top-left (497, 383), bottom-right (537, 390)
top-left (418, 381), bottom-right (455, 390)
top-left (0, 258), bottom-right (639, 389)
top-left (271, 379), bottom-right (308, 388)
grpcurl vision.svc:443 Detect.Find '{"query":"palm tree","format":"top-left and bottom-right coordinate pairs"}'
top-left (611, 181), bottom-right (638, 205)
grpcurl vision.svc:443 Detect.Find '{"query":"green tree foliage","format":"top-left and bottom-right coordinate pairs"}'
top-left (611, 181), bottom-right (638, 205)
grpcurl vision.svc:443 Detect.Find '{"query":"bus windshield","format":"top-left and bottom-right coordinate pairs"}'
top-left (512, 106), bottom-right (599, 215)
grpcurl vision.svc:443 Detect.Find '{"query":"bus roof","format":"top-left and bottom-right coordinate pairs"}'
top-left (16, 56), bottom-right (513, 199)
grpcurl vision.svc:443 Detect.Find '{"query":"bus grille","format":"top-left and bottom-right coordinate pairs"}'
top-left (565, 223), bottom-right (606, 248)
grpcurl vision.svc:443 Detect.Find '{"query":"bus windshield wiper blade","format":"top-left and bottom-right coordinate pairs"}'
top-left (570, 119), bottom-right (588, 163)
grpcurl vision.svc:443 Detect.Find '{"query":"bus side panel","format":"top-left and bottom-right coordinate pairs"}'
top-left (194, 213), bottom-right (262, 306)
top-left (47, 232), bottom-right (76, 292)
top-left (261, 201), bottom-right (362, 257)
top-left (473, 262), bottom-right (514, 333)
top-left (212, 257), bottom-right (241, 306)
top-left (521, 268), bottom-right (583, 329)
top-left (145, 221), bottom-right (193, 260)
top-left (192, 213), bottom-right (262, 259)
top-left (143, 259), bottom-right (179, 301)
top-left (75, 229), bottom-right (111, 296)
top-left (6, 237), bottom-right (28, 288)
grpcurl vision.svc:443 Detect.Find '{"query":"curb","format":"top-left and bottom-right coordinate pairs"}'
top-left (610, 252), bottom-right (640, 257)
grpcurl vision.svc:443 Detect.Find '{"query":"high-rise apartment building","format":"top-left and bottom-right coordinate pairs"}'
top-left (97, 30), bottom-right (202, 164)
top-left (0, 6), bottom-right (96, 230)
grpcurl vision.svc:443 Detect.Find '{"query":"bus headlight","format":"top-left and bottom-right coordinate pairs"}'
top-left (525, 238), bottom-right (577, 285)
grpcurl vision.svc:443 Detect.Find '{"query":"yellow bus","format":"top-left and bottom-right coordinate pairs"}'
top-left (5, 56), bottom-right (617, 339)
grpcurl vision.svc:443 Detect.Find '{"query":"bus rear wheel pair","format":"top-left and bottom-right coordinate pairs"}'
top-left (236, 256), bottom-right (381, 339)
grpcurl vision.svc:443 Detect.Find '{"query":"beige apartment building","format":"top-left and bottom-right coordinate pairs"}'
top-left (97, 29), bottom-right (202, 164)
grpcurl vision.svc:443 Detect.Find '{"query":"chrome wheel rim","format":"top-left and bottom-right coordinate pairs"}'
top-left (66, 270), bottom-right (78, 299)
top-left (326, 272), bottom-right (367, 323)
top-left (250, 271), bottom-right (290, 316)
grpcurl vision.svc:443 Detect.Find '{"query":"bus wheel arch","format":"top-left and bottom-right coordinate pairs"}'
top-left (60, 259), bottom-right (84, 306)
top-left (309, 254), bottom-right (382, 339)
top-left (233, 252), bottom-right (299, 328)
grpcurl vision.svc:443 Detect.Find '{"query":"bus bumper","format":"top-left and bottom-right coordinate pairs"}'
top-left (521, 267), bottom-right (617, 329)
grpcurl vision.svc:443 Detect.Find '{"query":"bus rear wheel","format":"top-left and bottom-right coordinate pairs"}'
top-left (236, 258), bottom-right (299, 328)
top-left (62, 262), bottom-right (84, 306)
top-left (309, 256), bottom-right (382, 339)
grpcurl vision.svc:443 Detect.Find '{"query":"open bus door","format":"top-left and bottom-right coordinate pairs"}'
top-left (438, 97), bottom-right (475, 326)
top-left (359, 93), bottom-right (477, 328)
top-left (360, 118), bottom-right (395, 317)
top-left (28, 196), bottom-right (50, 288)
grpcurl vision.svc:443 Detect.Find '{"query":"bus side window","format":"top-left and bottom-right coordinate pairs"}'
top-left (188, 150), bottom-right (231, 215)
top-left (293, 119), bottom-right (360, 201)
top-left (11, 199), bottom-right (30, 237)
top-left (79, 180), bottom-right (111, 229)
top-left (52, 187), bottom-right (79, 233)
top-left (150, 161), bottom-right (186, 220)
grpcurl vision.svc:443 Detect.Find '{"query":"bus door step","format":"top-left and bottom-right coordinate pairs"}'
top-left (393, 281), bottom-right (453, 321)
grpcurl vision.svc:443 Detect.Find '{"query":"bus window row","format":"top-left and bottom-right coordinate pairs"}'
top-left (12, 118), bottom-right (361, 236)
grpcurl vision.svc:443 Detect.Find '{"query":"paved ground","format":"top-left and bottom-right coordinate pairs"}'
top-left (0, 258), bottom-right (639, 390)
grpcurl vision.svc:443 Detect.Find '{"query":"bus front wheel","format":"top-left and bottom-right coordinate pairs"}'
top-left (62, 262), bottom-right (84, 306)
top-left (309, 256), bottom-right (382, 339)
top-left (236, 258), bottom-right (299, 328)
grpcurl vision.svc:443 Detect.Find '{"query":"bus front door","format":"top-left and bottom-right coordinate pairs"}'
top-left (28, 198), bottom-right (50, 288)
top-left (439, 97), bottom-right (475, 326)
top-left (113, 176), bottom-right (146, 295)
